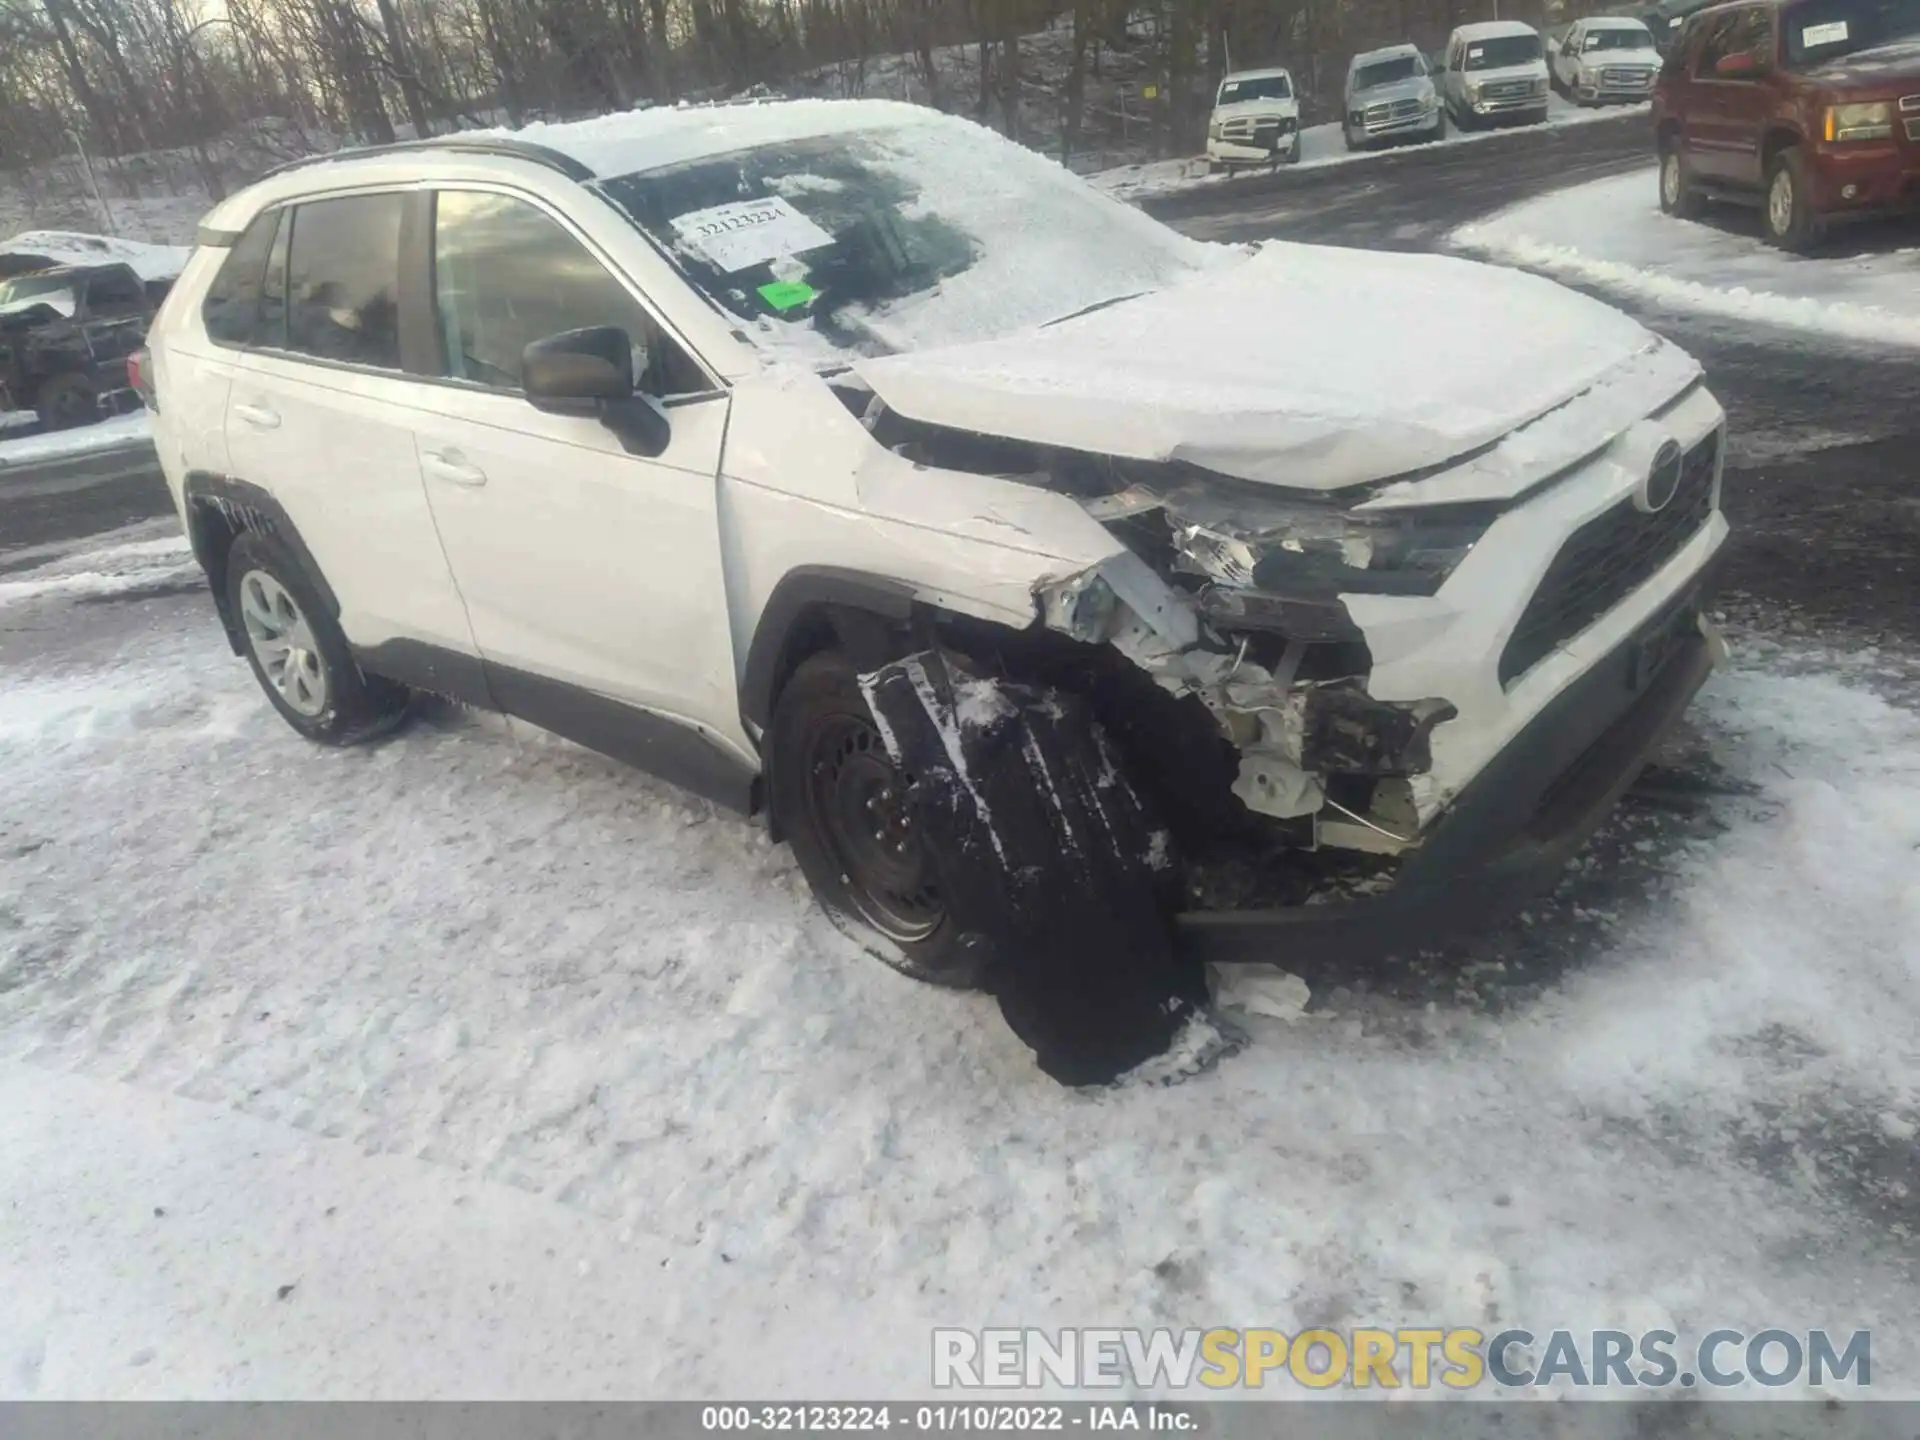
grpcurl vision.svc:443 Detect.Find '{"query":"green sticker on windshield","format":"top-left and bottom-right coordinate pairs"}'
top-left (758, 279), bottom-right (818, 312)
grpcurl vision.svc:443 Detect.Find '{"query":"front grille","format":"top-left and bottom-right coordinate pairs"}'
top-left (1907, 117), bottom-right (1920, 141)
top-left (1600, 66), bottom-right (1654, 86)
top-left (1365, 98), bottom-right (1426, 128)
top-left (1482, 78), bottom-right (1533, 99)
top-left (1221, 117), bottom-right (1297, 144)
top-left (1900, 93), bottom-right (1920, 110)
top-left (1498, 431), bottom-right (1720, 686)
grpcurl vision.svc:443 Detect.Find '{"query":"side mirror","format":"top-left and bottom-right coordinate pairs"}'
top-left (521, 324), bottom-right (672, 458)
top-left (1714, 50), bottom-right (1759, 75)
top-left (523, 325), bottom-right (633, 415)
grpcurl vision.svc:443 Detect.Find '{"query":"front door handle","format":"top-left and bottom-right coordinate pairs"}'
top-left (422, 449), bottom-right (488, 487)
top-left (233, 401), bottom-right (280, 430)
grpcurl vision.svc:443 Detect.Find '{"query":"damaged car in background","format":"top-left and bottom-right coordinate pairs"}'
top-left (147, 100), bottom-right (1729, 1086)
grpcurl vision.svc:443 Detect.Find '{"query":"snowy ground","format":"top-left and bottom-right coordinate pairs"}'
top-left (1087, 98), bottom-right (1646, 203)
top-left (0, 524), bottom-right (1916, 1398)
top-left (0, 411), bottom-right (154, 469)
top-left (1453, 168), bottom-right (1920, 349)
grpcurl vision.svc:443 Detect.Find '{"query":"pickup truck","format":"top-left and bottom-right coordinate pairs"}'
top-left (0, 261), bottom-right (168, 430)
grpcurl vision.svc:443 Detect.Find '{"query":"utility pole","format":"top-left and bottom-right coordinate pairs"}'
top-left (68, 126), bottom-right (118, 236)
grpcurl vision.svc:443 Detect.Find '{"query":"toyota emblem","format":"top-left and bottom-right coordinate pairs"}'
top-left (1638, 440), bottom-right (1685, 513)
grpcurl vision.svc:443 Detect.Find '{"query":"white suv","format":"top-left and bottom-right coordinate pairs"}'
top-left (146, 99), bottom-right (1728, 992)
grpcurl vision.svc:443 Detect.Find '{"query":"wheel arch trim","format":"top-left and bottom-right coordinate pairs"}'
top-left (739, 566), bottom-right (920, 736)
top-left (181, 471), bottom-right (340, 653)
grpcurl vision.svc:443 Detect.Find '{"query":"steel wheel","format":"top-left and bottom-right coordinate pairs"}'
top-left (238, 568), bottom-right (330, 718)
top-left (806, 713), bottom-right (942, 944)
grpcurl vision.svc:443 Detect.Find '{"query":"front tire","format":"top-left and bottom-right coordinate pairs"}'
top-left (34, 372), bottom-right (98, 431)
top-left (769, 650), bottom-right (981, 988)
top-left (1764, 146), bottom-right (1827, 252)
top-left (225, 529), bottom-right (409, 746)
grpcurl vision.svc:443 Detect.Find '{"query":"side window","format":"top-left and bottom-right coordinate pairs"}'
top-left (86, 269), bottom-right (144, 313)
top-left (201, 209), bottom-right (279, 347)
top-left (284, 193), bottom-right (404, 369)
top-left (430, 189), bottom-right (707, 398)
top-left (259, 208), bottom-right (291, 350)
top-left (1742, 7), bottom-right (1776, 65)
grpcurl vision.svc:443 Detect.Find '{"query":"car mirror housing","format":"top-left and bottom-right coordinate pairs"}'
top-left (523, 326), bottom-right (634, 415)
top-left (521, 325), bottom-right (672, 458)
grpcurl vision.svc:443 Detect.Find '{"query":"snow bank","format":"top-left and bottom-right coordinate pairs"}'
top-left (0, 411), bottom-right (154, 469)
top-left (0, 551), bottom-right (1915, 1395)
top-left (1089, 98), bottom-right (1646, 203)
top-left (0, 533), bottom-right (193, 609)
top-left (1453, 167), bottom-right (1920, 348)
top-left (0, 230), bottom-right (191, 281)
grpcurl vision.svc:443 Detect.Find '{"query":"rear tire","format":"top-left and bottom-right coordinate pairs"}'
top-left (769, 650), bottom-right (982, 989)
top-left (1764, 145), bottom-right (1827, 252)
top-left (1659, 138), bottom-right (1703, 218)
top-left (225, 529), bottom-right (409, 746)
top-left (34, 372), bottom-right (97, 431)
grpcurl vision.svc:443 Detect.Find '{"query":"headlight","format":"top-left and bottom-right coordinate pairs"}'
top-left (1531, 76), bottom-right (1548, 94)
top-left (1162, 482), bottom-right (1494, 599)
top-left (1826, 102), bottom-right (1893, 141)
top-left (1466, 79), bottom-right (1482, 96)
top-left (1208, 121), bottom-right (1223, 139)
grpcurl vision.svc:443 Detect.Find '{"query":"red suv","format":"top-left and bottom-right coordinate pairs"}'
top-left (1652, 0), bottom-right (1920, 248)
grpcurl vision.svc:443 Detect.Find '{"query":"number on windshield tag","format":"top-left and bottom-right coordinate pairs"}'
top-left (669, 196), bottom-right (834, 273)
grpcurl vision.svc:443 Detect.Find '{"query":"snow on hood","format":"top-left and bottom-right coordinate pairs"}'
top-left (1575, 45), bottom-right (1662, 67)
top-left (0, 293), bottom-right (75, 321)
top-left (0, 231), bottom-right (189, 282)
top-left (1805, 37), bottom-right (1920, 83)
top-left (1212, 95), bottom-right (1301, 118)
top-left (853, 243), bottom-right (1668, 493)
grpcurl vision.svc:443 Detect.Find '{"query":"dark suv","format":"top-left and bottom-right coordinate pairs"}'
top-left (0, 262), bottom-right (161, 428)
top-left (1652, 0), bottom-right (1920, 248)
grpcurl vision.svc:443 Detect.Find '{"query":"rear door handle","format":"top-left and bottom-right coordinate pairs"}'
top-left (233, 401), bottom-right (280, 430)
top-left (422, 449), bottom-right (488, 487)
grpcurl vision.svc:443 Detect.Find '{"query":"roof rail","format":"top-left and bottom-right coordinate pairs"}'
top-left (259, 134), bottom-right (596, 183)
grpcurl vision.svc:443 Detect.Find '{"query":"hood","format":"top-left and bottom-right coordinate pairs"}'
top-left (1806, 37), bottom-right (1920, 85)
top-left (1462, 60), bottom-right (1548, 82)
top-left (0, 297), bottom-right (68, 325)
top-left (853, 244), bottom-right (1684, 496)
top-left (1212, 96), bottom-right (1300, 120)
top-left (1574, 45), bottom-right (1662, 68)
top-left (1351, 76), bottom-right (1436, 105)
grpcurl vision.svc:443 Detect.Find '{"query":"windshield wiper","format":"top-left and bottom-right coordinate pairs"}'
top-left (1041, 291), bottom-right (1147, 328)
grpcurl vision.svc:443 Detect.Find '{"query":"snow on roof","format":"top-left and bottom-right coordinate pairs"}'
top-left (1351, 42), bottom-right (1424, 64)
top-left (480, 98), bottom-right (942, 178)
top-left (1584, 14), bottom-right (1655, 25)
top-left (1220, 66), bottom-right (1293, 80)
top-left (0, 231), bottom-right (190, 282)
top-left (1454, 19), bottom-right (1542, 38)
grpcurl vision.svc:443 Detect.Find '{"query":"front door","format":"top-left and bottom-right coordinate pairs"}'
top-left (409, 187), bottom-right (750, 769)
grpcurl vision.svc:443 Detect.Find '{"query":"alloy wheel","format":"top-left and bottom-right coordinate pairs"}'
top-left (1768, 169), bottom-right (1795, 237)
top-left (238, 568), bottom-right (330, 717)
top-left (1662, 152), bottom-right (1681, 207)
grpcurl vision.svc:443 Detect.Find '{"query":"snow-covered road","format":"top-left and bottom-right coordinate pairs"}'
top-left (1453, 168), bottom-right (1920, 349)
top-left (1, 529), bottom-right (1917, 1398)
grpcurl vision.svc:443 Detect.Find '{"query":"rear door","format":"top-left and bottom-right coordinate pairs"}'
top-left (220, 192), bottom-right (477, 666)
top-left (407, 186), bottom-right (746, 761)
top-left (1688, 6), bottom-right (1772, 182)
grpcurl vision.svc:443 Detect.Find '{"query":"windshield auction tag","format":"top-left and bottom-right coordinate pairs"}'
top-left (1800, 19), bottom-right (1848, 43)
top-left (1468, 45), bottom-right (1485, 58)
top-left (670, 196), bottom-right (834, 273)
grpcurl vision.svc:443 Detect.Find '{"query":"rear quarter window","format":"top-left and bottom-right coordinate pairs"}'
top-left (284, 193), bottom-right (405, 370)
top-left (201, 209), bottom-right (281, 347)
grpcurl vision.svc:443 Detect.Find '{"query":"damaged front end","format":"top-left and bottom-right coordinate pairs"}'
top-left (1037, 472), bottom-right (1474, 866)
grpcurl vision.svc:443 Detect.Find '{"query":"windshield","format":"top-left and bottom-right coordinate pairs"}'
top-left (0, 274), bottom-right (77, 310)
top-left (1463, 33), bottom-right (1545, 67)
top-left (1585, 23), bottom-right (1656, 47)
top-left (1354, 56), bottom-right (1425, 87)
top-left (1784, 0), bottom-right (1920, 62)
top-left (1217, 74), bottom-right (1293, 103)
top-left (597, 122), bottom-right (1209, 364)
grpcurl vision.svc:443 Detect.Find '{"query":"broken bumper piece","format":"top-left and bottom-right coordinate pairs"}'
top-left (1179, 598), bottom-right (1723, 966)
